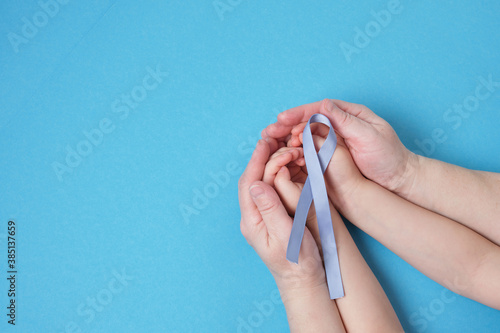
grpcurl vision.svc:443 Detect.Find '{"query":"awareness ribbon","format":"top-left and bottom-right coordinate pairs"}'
top-left (286, 114), bottom-right (344, 299)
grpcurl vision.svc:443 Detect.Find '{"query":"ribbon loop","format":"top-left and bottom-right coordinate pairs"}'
top-left (286, 113), bottom-right (344, 299)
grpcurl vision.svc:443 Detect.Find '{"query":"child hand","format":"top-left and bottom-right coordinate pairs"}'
top-left (263, 143), bottom-right (338, 258)
top-left (262, 146), bottom-right (305, 213)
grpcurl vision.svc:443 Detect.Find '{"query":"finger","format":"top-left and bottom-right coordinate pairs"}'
top-left (263, 100), bottom-right (324, 139)
top-left (331, 99), bottom-right (378, 123)
top-left (279, 100), bottom-right (324, 126)
top-left (287, 135), bottom-right (302, 147)
top-left (335, 133), bottom-right (348, 148)
top-left (264, 137), bottom-right (279, 155)
top-left (269, 146), bottom-right (302, 159)
top-left (261, 122), bottom-right (289, 140)
top-left (267, 147), bottom-right (302, 165)
top-left (289, 111), bottom-right (330, 142)
top-left (287, 165), bottom-right (307, 181)
top-left (319, 99), bottom-right (374, 141)
top-left (238, 140), bottom-right (271, 225)
top-left (287, 157), bottom-right (305, 167)
top-left (275, 168), bottom-right (322, 251)
top-left (290, 122), bottom-right (329, 146)
top-left (263, 148), bottom-right (303, 185)
top-left (263, 152), bottom-right (294, 185)
top-left (305, 133), bottom-right (328, 154)
top-left (294, 157), bottom-right (305, 166)
top-left (310, 123), bottom-right (330, 138)
top-left (289, 164), bottom-right (309, 183)
top-left (287, 100), bottom-right (345, 135)
top-left (249, 181), bottom-right (293, 241)
top-left (291, 122), bottom-right (307, 136)
top-left (290, 123), bottom-right (327, 147)
top-left (297, 124), bottom-right (331, 152)
top-left (262, 122), bottom-right (293, 141)
top-left (274, 166), bottom-right (302, 214)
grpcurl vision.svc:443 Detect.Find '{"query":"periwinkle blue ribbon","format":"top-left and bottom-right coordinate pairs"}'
top-left (286, 114), bottom-right (344, 299)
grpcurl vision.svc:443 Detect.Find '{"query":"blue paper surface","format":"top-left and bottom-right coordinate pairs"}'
top-left (1, 1), bottom-right (500, 332)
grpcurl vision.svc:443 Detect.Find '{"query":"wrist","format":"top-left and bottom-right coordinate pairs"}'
top-left (336, 177), bottom-right (370, 217)
top-left (390, 150), bottom-right (422, 199)
top-left (277, 280), bottom-right (330, 306)
top-left (273, 256), bottom-right (328, 300)
top-left (274, 267), bottom-right (327, 298)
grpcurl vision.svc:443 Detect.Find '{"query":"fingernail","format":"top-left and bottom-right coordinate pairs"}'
top-left (249, 185), bottom-right (264, 198)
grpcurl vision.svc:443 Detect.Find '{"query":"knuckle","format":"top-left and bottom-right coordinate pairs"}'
top-left (357, 103), bottom-right (368, 110)
top-left (377, 123), bottom-right (395, 138)
top-left (339, 111), bottom-right (354, 127)
top-left (258, 198), bottom-right (280, 216)
top-left (322, 98), bottom-right (333, 110)
top-left (238, 175), bottom-right (247, 190)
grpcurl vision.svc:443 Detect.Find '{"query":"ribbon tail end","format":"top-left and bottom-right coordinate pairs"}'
top-left (286, 257), bottom-right (299, 264)
top-left (329, 289), bottom-right (345, 300)
top-left (286, 247), bottom-right (299, 264)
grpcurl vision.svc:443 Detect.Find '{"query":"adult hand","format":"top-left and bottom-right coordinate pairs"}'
top-left (238, 140), bottom-right (326, 292)
top-left (262, 99), bottom-right (418, 194)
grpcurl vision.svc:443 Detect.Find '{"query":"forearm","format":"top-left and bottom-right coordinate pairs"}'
top-left (330, 208), bottom-right (403, 332)
top-left (341, 179), bottom-right (499, 305)
top-left (278, 283), bottom-right (346, 333)
top-left (397, 154), bottom-right (500, 245)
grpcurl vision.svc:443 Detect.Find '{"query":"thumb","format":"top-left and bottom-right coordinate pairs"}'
top-left (319, 99), bottom-right (373, 141)
top-left (249, 181), bottom-right (292, 241)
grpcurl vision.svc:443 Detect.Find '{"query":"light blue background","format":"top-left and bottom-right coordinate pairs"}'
top-left (1, 0), bottom-right (500, 332)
